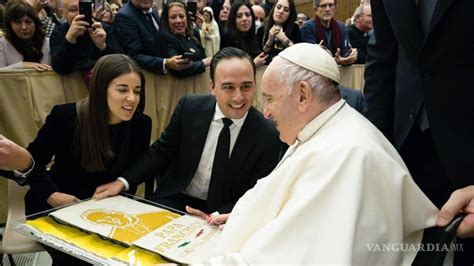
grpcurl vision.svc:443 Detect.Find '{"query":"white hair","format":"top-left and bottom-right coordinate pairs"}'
top-left (276, 57), bottom-right (339, 102)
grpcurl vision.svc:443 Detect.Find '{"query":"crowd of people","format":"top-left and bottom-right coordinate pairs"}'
top-left (0, 0), bottom-right (374, 77)
top-left (0, 0), bottom-right (474, 265)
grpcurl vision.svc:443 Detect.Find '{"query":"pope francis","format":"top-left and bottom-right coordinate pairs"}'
top-left (204, 43), bottom-right (439, 264)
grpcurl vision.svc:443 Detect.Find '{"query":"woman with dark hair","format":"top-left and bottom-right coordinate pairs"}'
top-left (220, 0), bottom-right (267, 67)
top-left (22, 54), bottom-right (151, 215)
top-left (159, 0), bottom-right (211, 78)
top-left (257, 0), bottom-right (299, 64)
top-left (0, 0), bottom-right (51, 70)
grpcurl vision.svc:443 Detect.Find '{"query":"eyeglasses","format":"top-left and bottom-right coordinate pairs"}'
top-left (318, 3), bottom-right (335, 9)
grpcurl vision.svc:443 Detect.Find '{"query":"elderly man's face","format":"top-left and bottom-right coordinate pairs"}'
top-left (62, 0), bottom-right (79, 25)
top-left (262, 58), bottom-right (300, 145)
top-left (252, 5), bottom-right (265, 24)
top-left (211, 57), bottom-right (255, 119)
top-left (315, 0), bottom-right (335, 25)
top-left (357, 5), bottom-right (372, 32)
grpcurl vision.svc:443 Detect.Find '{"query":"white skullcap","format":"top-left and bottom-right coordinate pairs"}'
top-left (278, 43), bottom-right (340, 84)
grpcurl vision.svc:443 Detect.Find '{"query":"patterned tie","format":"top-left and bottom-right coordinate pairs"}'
top-left (207, 118), bottom-right (233, 212)
top-left (418, 0), bottom-right (437, 34)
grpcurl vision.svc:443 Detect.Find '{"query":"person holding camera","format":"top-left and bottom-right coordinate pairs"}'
top-left (158, 0), bottom-right (211, 78)
top-left (49, 0), bottom-right (122, 88)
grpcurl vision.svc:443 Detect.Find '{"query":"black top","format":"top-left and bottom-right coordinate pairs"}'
top-left (347, 24), bottom-right (369, 64)
top-left (50, 22), bottom-right (123, 74)
top-left (24, 103), bottom-right (151, 215)
top-left (220, 31), bottom-right (261, 59)
top-left (159, 30), bottom-right (206, 78)
top-left (256, 25), bottom-right (300, 64)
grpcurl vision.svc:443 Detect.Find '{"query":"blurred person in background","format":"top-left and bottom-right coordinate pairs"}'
top-left (0, 0), bottom-right (51, 70)
top-left (295, 12), bottom-right (307, 29)
top-left (158, 0), bottom-right (211, 78)
top-left (257, 0), bottom-right (298, 64)
top-left (251, 4), bottom-right (264, 32)
top-left (346, 3), bottom-right (371, 64)
top-left (300, 0), bottom-right (357, 65)
top-left (221, 0), bottom-right (267, 67)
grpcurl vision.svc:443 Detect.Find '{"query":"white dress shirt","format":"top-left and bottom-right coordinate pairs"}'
top-left (183, 104), bottom-right (248, 200)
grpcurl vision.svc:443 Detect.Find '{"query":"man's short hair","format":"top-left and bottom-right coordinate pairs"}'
top-left (210, 47), bottom-right (256, 81)
top-left (313, 0), bottom-right (337, 9)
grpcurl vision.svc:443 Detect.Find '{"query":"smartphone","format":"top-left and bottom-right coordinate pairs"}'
top-left (79, 0), bottom-right (93, 25)
top-left (187, 1), bottom-right (197, 21)
top-left (94, 0), bottom-right (104, 12)
top-left (182, 52), bottom-right (195, 60)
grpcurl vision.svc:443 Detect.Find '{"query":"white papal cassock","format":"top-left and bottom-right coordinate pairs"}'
top-left (207, 99), bottom-right (439, 264)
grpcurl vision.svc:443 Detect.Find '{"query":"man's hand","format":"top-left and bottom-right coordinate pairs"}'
top-left (23, 62), bottom-right (52, 71)
top-left (88, 21), bottom-right (107, 51)
top-left (93, 180), bottom-right (125, 200)
top-left (437, 186), bottom-right (474, 238)
top-left (335, 47), bottom-right (358, 65)
top-left (0, 135), bottom-right (32, 171)
top-left (65, 15), bottom-right (89, 44)
top-left (47, 192), bottom-right (80, 208)
top-left (165, 55), bottom-right (192, 71)
top-left (185, 205), bottom-right (210, 219)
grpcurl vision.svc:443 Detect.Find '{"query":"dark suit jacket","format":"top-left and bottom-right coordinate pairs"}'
top-left (24, 103), bottom-right (151, 215)
top-left (346, 24), bottom-right (369, 64)
top-left (158, 30), bottom-right (206, 78)
top-left (364, 0), bottom-right (474, 191)
top-left (50, 22), bottom-right (122, 74)
top-left (121, 94), bottom-right (282, 213)
top-left (113, 3), bottom-right (166, 73)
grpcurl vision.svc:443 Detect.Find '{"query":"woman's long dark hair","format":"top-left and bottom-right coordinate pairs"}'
top-left (4, 0), bottom-right (45, 62)
top-left (160, 0), bottom-right (199, 43)
top-left (75, 54), bottom-right (146, 172)
top-left (226, 0), bottom-right (258, 53)
top-left (262, 0), bottom-right (297, 46)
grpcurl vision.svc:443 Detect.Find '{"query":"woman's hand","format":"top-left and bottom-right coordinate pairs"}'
top-left (254, 52), bottom-right (268, 67)
top-left (23, 62), bottom-right (52, 71)
top-left (275, 30), bottom-right (287, 44)
top-left (268, 25), bottom-right (281, 40)
top-left (202, 56), bottom-right (212, 67)
top-left (47, 192), bottom-right (80, 208)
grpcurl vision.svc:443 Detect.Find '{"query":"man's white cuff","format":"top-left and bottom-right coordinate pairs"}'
top-left (117, 177), bottom-right (130, 191)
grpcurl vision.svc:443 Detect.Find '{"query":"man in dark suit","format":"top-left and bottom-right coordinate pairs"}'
top-left (94, 48), bottom-right (282, 214)
top-left (113, 0), bottom-right (190, 73)
top-left (364, 0), bottom-right (474, 263)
